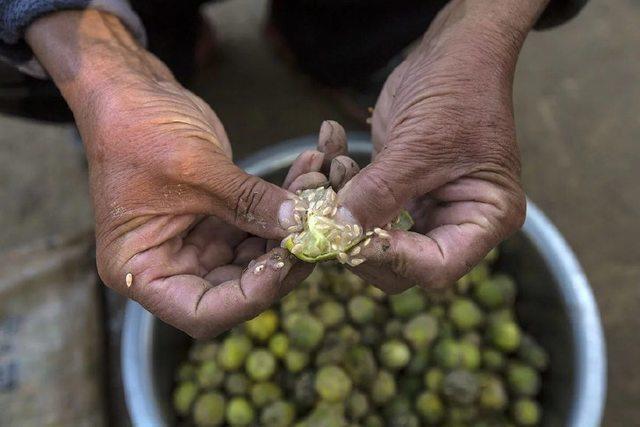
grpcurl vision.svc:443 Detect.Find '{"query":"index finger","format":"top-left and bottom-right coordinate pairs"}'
top-left (318, 120), bottom-right (348, 171)
top-left (352, 224), bottom-right (501, 291)
top-left (128, 248), bottom-right (309, 339)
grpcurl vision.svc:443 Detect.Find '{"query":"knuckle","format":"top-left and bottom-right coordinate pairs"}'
top-left (159, 143), bottom-right (229, 191)
top-left (251, 298), bottom-right (271, 315)
top-left (511, 192), bottom-right (527, 230)
top-left (230, 175), bottom-right (268, 219)
top-left (245, 286), bottom-right (274, 313)
top-left (422, 259), bottom-right (455, 290)
top-left (159, 140), bottom-right (209, 183)
top-left (95, 252), bottom-right (114, 288)
top-left (95, 234), bottom-right (150, 296)
top-left (352, 168), bottom-right (404, 224)
top-left (362, 171), bottom-right (396, 201)
top-left (160, 145), bottom-right (205, 183)
top-left (425, 275), bottom-right (453, 291)
top-left (412, 269), bottom-right (449, 291)
top-left (187, 324), bottom-right (216, 341)
top-left (381, 286), bottom-right (408, 296)
top-left (388, 237), bottom-right (449, 290)
top-left (95, 243), bottom-right (126, 291)
top-left (498, 187), bottom-right (527, 234)
top-left (389, 250), bottom-right (411, 281)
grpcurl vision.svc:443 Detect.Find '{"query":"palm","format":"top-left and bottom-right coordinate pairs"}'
top-left (337, 27), bottom-right (525, 292)
top-left (82, 78), bottom-right (310, 338)
top-left (375, 56), bottom-right (521, 244)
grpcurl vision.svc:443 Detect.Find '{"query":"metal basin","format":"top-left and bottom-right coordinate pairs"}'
top-left (122, 135), bottom-right (606, 427)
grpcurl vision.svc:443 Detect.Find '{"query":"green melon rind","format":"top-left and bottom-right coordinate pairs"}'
top-left (285, 210), bottom-right (414, 263)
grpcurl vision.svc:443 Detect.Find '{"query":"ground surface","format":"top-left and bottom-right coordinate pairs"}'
top-left (0, 0), bottom-right (638, 425)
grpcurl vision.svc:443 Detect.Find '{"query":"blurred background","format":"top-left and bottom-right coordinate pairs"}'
top-left (0, 0), bottom-right (637, 425)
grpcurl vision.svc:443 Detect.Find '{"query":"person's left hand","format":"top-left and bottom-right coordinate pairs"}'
top-left (314, 0), bottom-right (542, 293)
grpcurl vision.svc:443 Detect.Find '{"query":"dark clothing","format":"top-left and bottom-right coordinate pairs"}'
top-left (270, 0), bottom-right (588, 86)
top-left (0, 0), bottom-right (589, 121)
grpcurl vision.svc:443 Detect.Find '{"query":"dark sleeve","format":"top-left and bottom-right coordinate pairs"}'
top-left (536, 0), bottom-right (589, 29)
top-left (0, 0), bottom-right (146, 78)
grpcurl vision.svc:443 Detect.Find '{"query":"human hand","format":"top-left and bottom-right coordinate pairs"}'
top-left (25, 10), bottom-right (309, 338)
top-left (336, 0), bottom-right (550, 293)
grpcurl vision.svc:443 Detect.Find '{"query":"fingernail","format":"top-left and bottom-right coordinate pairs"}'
top-left (318, 120), bottom-right (346, 154)
top-left (318, 120), bottom-right (333, 149)
top-left (310, 151), bottom-right (325, 170)
top-left (332, 157), bottom-right (346, 177)
top-left (269, 249), bottom-right (293, 280)
top-left (252, 263), bottom-right (266, 275)
top-left (334, 205), bottom-right (359, 229)
top-left (330, 159), bottom-right (346, 188)
top-left (278, 199), bottom-right (302, 232)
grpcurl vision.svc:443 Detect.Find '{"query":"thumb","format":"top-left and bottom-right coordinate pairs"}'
top-left (337, 156), bottom-right (419, 230)
top-left (198, 161), bottom-right (301, 240)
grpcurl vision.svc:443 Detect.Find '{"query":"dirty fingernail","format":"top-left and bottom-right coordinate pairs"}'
top-left (320, 121), bottom-right (347, 154)
top-left (269, 249), bottom-right (294, 280)
top-left (310, 151), bottom-right (325, 170)
top-left (330, 159), bottom-right (347, 188)
top-left (278, 199), bottom-right (302, 232)
top-left (318, 120), bottom-right (333, 149)
top-left (252, 263), bottom-right (265, 275)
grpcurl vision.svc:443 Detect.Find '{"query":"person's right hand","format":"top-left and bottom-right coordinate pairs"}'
top-left (25, 10), bottom-right (309, 338)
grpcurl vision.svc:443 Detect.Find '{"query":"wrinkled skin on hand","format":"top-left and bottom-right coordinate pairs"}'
top-left (336, 2), bottom-right (528, 293)
top-left (25, 3), bottom-right (542, 336)
top-left (85, 68), bottom-right (354, 339)
top-left (87, 67), bottom-right (316, 338)
top-left (26, 10), bottom-right (318, 339)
